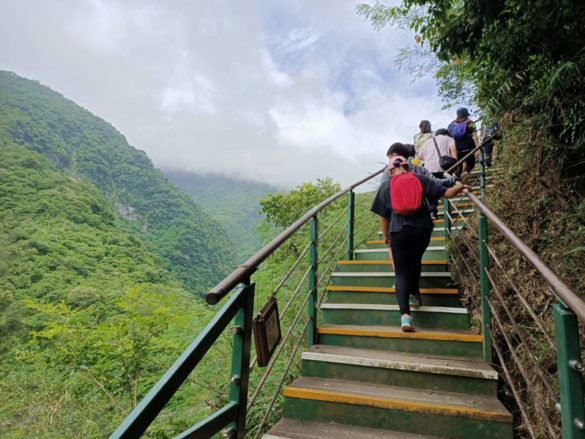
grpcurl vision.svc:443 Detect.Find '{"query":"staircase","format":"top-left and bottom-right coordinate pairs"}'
top-left (264, 193), bottom-right (513, 438)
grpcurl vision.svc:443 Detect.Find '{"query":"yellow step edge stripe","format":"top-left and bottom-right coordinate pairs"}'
top-left (325, 286), bottom-right (458, 295)
top-left (367, 237), bottom-right (444, 244)
top-left (337, 260), bottom-right (447, 265)
top-left (282, 387), bottom-right (512, 423)
top-left (317, 327), bottom-right (482, 343)
top-left (433, 217), bottom-right (465, 223)
top-left (440, 202), bottom-right (474, 208)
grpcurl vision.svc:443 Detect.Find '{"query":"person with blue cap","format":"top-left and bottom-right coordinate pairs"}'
top-left (448, 107), bottom-right (479, 176)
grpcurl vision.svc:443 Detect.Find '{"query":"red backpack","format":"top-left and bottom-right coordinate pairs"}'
top-left (390, 172), bottom-right (423, 216)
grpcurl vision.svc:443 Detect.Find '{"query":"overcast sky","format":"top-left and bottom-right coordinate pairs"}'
top-left (1, 0), bottom-right (459, 189)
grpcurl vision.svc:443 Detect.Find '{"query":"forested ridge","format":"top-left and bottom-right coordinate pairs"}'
top-left (0, 71), bottom-right (246, 437)
top-left (0, 71), bottom-right (237, 294)
top-left (164, 170), bottom-right (280, 262)
top-left (0, 138), bottom-right (226, 436)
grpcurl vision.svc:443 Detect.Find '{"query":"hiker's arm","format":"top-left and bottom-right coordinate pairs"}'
top-left (450, 144), bottom-right (458, 159)
top-left (444, 183), bottom-right (472, 199)
top-left (379, 216), bottom-right (390, 245)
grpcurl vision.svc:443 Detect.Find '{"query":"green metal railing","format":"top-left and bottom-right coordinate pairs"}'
top-left (109, 171), bottom-right (382, 439)
top-left (444, 148), bottom-right (585, 438)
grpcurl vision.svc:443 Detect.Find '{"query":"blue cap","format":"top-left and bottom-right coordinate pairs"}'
top-left (456, 107), bottom-right (469, 117)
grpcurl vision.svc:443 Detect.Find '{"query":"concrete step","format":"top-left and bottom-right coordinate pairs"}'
top-left (324, 286), bottom-right (461, 307)
top-left (330, 271), bottom-right (452, 289)
top-left (433, 217), bottom-right (468, 226)
top-left (449, 195), bottom-right (481, 203)
top-left (320, 303), bottom-right (469, 330)
top-left (317, 324), bottom-right (483, 357)
top-left (437, 207), bottom-right (474, 217)
top-left (373, 223), bottom-right (465, 238)
top-left (283, 377), bottom-right (513, 438)
top-left (367, 237), bottom-right (445, 249)
top-left (301, 345), bottom-right (498, 396)
top-left (354, 246), bottom-right (446, 261)
top-left (472, 184), bottom-right (494, 190)
top-left (437, 201), bottom-right (474, 210)
top-left (335, 260), bottom-right (448, 273)
top-left (264, 418), bottom-right (441, 439)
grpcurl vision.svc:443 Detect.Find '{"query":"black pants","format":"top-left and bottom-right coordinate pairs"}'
top-left (429, 172), bottom-right (445, 217)
top-left (458, 149), bottom-right (476, 173)
top-left (390, 227), bottom-right (433, 315)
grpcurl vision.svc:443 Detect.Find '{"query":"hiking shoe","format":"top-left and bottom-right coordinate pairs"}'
top-left (401, 315), bottom-right (415, 332)
top-left (430, 212), bottom-right (439, 220)
top-left (409, 295), bottom-right (421, 309)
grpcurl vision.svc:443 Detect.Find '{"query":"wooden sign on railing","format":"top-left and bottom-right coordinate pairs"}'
top-left (252, 296), bottom-right (282, 367)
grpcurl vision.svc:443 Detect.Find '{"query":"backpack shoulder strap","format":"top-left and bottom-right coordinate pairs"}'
top-left (431, 136), bottom-right (441, 156)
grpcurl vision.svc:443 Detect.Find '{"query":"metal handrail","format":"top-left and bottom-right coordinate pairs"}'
top-left (206, 168), bottom-right (384, 304)
top-left (445, 150), bottom-right (584, 437)
top-left (443, 144), bottom-right (583, 321)
top-left (464, 189), bottom-right (585, 322)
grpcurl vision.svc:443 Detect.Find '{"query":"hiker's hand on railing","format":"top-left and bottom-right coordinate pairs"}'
top-left (444, 182), bottom-right (472, 199)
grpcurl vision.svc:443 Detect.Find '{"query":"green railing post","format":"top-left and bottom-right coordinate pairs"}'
top-left (227, 280), bottom-right (254, 439)
top-left (346, 190), bottom-right (355, 261)
top-left (478, 213), bottom-right (493, 364)
top-left (553, 301), bottom-right (585, 439)
top-left (307, 215), bottom-right (318, 348)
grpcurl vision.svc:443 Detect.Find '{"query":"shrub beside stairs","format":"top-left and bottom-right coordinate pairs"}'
top-left (264, 195), bottom-right (513, 438)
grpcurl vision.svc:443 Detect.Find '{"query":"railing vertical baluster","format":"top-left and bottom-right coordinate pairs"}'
top-left (444, 198), bottom-right (451, 246)
top-left (346, 190), bottom-right (355, 260)
top-left (553, 301), bottom-right (585, 439)
top-left (479, 146), bottom-right (486, 198)
top-left (227, 280), bottom-right (254, 439)
top-left (307, 215), bottom-right (319, 347)
top-left (479, 213), bottom-right (493, 364)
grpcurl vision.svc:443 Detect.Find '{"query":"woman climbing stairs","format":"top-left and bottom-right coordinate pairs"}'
top-left (263, 197), bottom-right (513, 438)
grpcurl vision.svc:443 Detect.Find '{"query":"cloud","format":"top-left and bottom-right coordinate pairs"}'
top-left (0, 0), bottom-right (458, 188)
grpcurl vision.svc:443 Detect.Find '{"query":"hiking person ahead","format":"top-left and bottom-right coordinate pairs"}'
top-left (448, 107), bottom-right (478, 176)
top-left (478, 122), bottom-right (501, 167)
top-left (414, 120), bottom-right (432, 154)
top-left (371, 155), bottom-right (471, 332)
top-left (418, 128), bottom-right (458, 179)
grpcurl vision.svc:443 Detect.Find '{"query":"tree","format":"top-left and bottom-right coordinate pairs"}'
top-left (259, 178), bottom-right (341, 231)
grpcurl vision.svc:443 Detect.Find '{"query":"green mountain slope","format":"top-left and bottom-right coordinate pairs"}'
top-left (0, 71), bottom-right (236, 294)
top-left (164, 170), bottom-right (280, 261)
top-left (0, 140), bottom-right (231, 437)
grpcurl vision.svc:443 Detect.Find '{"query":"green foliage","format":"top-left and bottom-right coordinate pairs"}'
top-left (0, 139), bottom-right (235, 437)
top-left (165, 170), bottom-right (280, 262)
top-left (0, 71), bottom-right (237, 293)
top-left (259, 178), bottom-right (341, 231)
